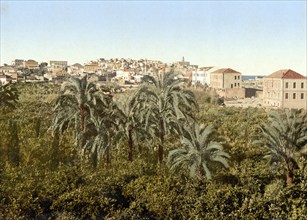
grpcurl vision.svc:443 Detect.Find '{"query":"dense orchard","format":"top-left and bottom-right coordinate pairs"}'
top-left (0, 78), bottom-right (306, 219)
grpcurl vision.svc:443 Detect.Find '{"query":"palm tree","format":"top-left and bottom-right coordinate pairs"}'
top-left (83, 111), bottom-right (112, 168)
top-left (114, 93), bottom-right (150, 161)
top-left (168, 123), bottom-right (230, 180)
top-left (255, 109), bottom-right (307, 185)
top-left (0, 83), bottom-right (19, 109)
top-left (51, 76), bottom-right (112, 151)
top-left (82, 95), bottom-right (118, 168)
top-left (137, 71), bottom-right (197, 163)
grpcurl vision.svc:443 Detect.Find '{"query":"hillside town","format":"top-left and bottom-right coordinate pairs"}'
top-left (0, 57), bottom-right (306, 110)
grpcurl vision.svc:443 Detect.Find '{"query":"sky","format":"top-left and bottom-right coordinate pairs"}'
top-left (0, 1), bottom-right (306, 76)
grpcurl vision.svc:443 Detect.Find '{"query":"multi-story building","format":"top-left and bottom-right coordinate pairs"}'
top-left (210, 68), bottom-right (242, 89)
top-left (23, 59), bottom-right (39, 69)
top-left (0, 66), bottom-right (15, 74)
top-left (84, 61), bottom-right (99, 73)
top-left (192, 66), bottom-right (220, 86)
top-left (263, 69), bottom-right (307, 110)
top-left (209, 68), bottom-right (244, 99)
top-left (192, 70), bottom-right (208, 86)
top-left (49, 60), bottom-right (68, 75)
top-left (11, 59), bottom-right (24, 68)
top-left (50, 61), bottom-right (67, 69)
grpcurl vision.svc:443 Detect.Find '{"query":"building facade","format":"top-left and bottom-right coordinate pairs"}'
top-left (23, 60), bottom-right (39, 69)
top-left (262, 69), bottom-right (307, 110)
top-left (0, 66), bottom-right (15, 74)
top-left (192, 70), bottom-right (207, 86)
top-left (49, 61), bottom-right (68, 75)
top-left (11, 59), bottom-right (24, 68)
top-left (0, 74), bottom-right (17, 85)
top-left (84, 61), bottom-right (99, 73)
top-left (50, 61), bottom-right (68, 69)
top-left (210, 68), bottom-right (242, 89)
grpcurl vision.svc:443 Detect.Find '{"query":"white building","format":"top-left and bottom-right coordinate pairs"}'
top-left (192, 66), bottom-right (218, 86)
top-left (192, 70), bottom-right (208, 86)
top-left (115, 70), bottom-right (131, 81)
top-left (0, 74), bottom-right (17, 85)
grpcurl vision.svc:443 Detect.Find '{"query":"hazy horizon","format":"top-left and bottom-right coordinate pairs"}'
top-left (1, 1), bottom-right (306, 76)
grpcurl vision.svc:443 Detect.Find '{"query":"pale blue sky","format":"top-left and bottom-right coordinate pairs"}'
top-left (0, 1), bottom-right (306, 75)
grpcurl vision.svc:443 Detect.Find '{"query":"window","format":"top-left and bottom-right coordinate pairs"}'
top-left (301, 93), bottom-right (304, 99)
top-left (238, 76), bottom-right (240, 80)
top-left (235, 83), bottom-right (237, 87)
top-left (238, 83), bottom-right (240, 87)
top-left (234, 76), bottom-right (237, 80)
top-left (285, 82), bottom-right (288, 88)
top-left (293, 93), bottom-right (296, 99)
top-left (231, 84), bottom-right (233, 88)
top-left (301, 82), bottom-right (304, 89)
top-left (285, 93), bottom-right (288, 99)
top-left (293, 82), bottom-right (296, 88)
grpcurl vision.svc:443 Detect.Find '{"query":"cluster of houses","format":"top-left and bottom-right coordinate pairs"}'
top-left (1, 57), bottom-right (306, 110)
top-left (191, 67), bottom-right (306, 110)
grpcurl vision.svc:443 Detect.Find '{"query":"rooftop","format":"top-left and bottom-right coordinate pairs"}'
top-left (265, 69), bottom-right (305, 79)
top-left (212, 68), bottom-right (240, 74)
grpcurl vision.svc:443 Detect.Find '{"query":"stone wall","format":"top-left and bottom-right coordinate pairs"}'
top-left (215, 88), bottom-right (245, 99)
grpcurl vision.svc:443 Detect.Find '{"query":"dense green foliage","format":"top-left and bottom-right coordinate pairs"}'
top-left (0, 83), bottom-right (19, 109)
top-left (168, 123), bottom-right (230, 179)
top-left (136, 72), bottom-right (197, 163)
top-left (0, 80), bottom-right (306, 219)
top-left (255, 109), bottom-right (307, 185)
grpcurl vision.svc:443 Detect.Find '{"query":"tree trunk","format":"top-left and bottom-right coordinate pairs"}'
top-left (128, 126), bottom-right (133, 161)
top-left (197, 165), bottom-right (204, 178)
top-left (35, 117), bottom-right (41, 138)
top-left (286, 159), bottom-right (295, 185)
top-left (104, 147), bottom-right (110, 169)
top-left (51, 130), bottom-right (60, 170)
top-left (79, 105), bottom-right (87, 150)
top-left (286, 170), bottom-right (294, 185)
top-left (158, 118), bottom-right (165, 163)
top-left (80, 105), bottom-right (85, 131)
top-left (91, 146), bottom-right (98, 168)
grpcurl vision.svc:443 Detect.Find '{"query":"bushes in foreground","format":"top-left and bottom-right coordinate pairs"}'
top-left (0, 82), bottom-right (306, 219)
top-left (0, 158), bottom-right (306, 219)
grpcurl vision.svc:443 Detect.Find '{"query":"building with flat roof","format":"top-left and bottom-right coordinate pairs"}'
top-left (23, 60), bottom-right (39, 69)
top-left (50, 61), bottom-right (67, 69)
top-left (12, 59), bottom-right (24, 68)
top-left (84, 61), bottom-right (99, 73)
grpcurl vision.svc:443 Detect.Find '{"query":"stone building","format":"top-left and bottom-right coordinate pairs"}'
top-left (11, 59), bottom-right (24, 68)
top-left (84, 61), bottom-right (99, 73)
top-left (23, 60), bottom-right (39, 69)
top-left (263, 69), bottom-right (307, 110)
top-left (210, 68), bottom-right (242, 89)
top-left (50, 61), bottom-right (67, 69)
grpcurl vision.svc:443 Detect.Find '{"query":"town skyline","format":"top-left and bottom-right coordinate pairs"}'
top-left (1, 1), bottom-right (306, 76)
